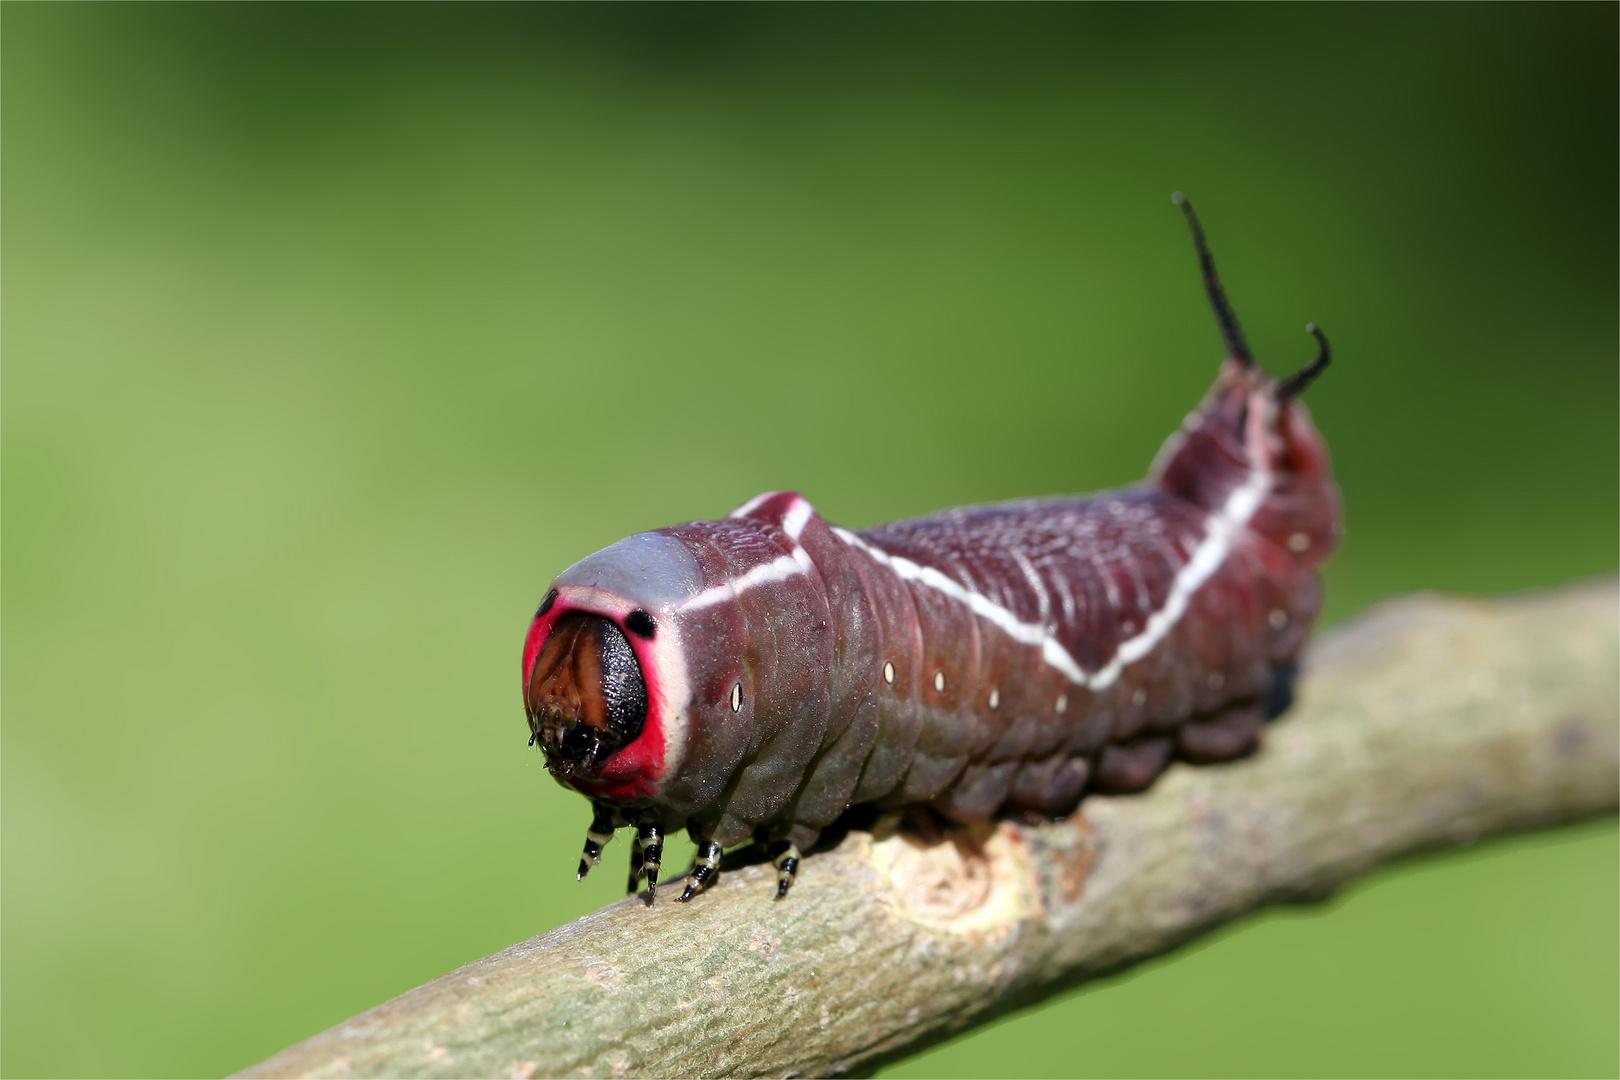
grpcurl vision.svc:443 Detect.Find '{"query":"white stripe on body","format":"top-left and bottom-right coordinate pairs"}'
top-left (781, 497), bottom-right (813, 540)
top-left (726, 491), bottom-right (778, 520)
top-left (684, 493), bottom-right (815, 612)
top-left (830, 527), bottom-right (1090, 685)
top-left (1087, 467), bottom-right (1269, 688)
top-left (833, 466), bottom-right (1272, 691)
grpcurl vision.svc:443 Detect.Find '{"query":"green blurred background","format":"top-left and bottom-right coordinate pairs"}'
top-left (3, 4), bottom-right (1616, 1077)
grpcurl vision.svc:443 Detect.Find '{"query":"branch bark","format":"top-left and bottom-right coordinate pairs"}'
top-left (238, 579), bottom-right (1619, 1080)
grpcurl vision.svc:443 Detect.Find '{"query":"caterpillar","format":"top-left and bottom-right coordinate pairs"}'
top-left (523, 194), bottom-right (1339, 903)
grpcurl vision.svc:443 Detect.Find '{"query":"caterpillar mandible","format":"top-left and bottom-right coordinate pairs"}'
top-left (522, 194), bottom-right (1340, 903)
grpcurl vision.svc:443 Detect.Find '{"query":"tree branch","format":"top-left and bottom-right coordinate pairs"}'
top-left (238, 580), bottom-right (1619, 1080)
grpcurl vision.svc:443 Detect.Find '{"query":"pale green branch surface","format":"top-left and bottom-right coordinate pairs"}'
top-left (238, 580), bottom-right (1619, 1080)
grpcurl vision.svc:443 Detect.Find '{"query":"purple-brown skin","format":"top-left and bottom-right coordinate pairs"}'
top-left (523, 195), bottom-right (1340, 902)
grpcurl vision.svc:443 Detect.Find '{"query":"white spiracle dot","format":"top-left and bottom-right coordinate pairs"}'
top-left (882, 660), bottom-right (896, 685)
top-left (1055, 694), bottom-right (1068, 714)
top-left (933, 670), bottom-right (946, 692)
top-left (1288, 532), bottom-right (1311, 553)
top-left (1269, 609), bottom-right (1288, 630)
top-left (1132, 687), bottom-right (1147, 707)
top-left (988, 688), bottom-right (1000, 710)
top-left (730, 683), bottom-right (742, 712)
top-left (1208, 671), bottom-right (1224, 690)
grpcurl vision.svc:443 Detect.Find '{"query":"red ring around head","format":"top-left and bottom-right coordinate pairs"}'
top-left (522, 591), bottom-right (668, 801)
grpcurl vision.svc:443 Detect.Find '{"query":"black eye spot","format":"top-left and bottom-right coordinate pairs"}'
top-left (536, 590), bottom-right (558, 619)
top-left (626, 609), bottom-right (656, 639)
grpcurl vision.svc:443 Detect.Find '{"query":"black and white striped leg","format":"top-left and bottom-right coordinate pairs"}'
top-left (677, 840), bottom-right (724, 903)
top-left (637, 822), bottom-right (664, 900)
top-left (577, 802), bottom-right (618, 882)
top-left (770, 841), bottom-right (801, 900)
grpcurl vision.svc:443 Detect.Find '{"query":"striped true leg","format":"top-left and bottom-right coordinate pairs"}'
top-left (635, 821), bottom-right (665, 900)
top-left (677, 836), bottom-right (724, 903)
top-left (576, 801), bottom-right (619, 881)
top-left (770, 841), bottom-right (802, 900)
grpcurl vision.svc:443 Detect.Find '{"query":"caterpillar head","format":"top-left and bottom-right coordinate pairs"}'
top-left (526, 611), bottom-right (647, 773)
top-left (522, 533), bottom-right (703, 804)
top-left (522, 500), bottom-right (833, 827)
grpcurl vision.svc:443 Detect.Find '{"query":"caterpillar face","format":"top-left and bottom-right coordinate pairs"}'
top-left (523, 517), bottom-right (833, 822)
top-left (522, 532), bottom-right (704, 804)
top-left (526, 612), bottom-right (648, 775)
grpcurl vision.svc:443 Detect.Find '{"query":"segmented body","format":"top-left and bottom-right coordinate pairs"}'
top-left (522, 196), bottom-right (1340, 901)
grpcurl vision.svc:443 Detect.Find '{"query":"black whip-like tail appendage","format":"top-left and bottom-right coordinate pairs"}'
top-left (1277, 322), bottom-right (1331, 399)
top-left (1173, 191), bottom-right (1255, 368)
